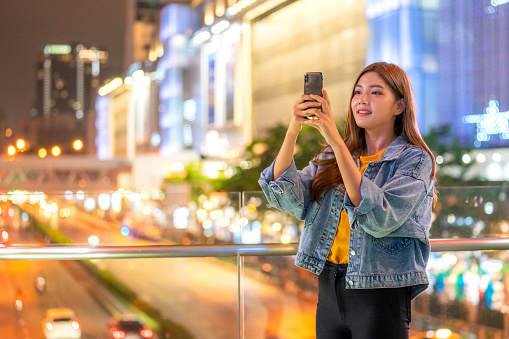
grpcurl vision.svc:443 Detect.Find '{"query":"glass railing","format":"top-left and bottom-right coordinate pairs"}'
top-left (1, 186), bottom-right (508, 338)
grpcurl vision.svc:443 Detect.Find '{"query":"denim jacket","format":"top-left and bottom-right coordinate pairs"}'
top-left (258, 135), bottom-right (434, 299)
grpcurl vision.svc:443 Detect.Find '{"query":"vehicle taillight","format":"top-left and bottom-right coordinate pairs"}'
top-left (140, 329), bottom-right (153, 338)
top-left (71, 320), bottom-right (80, 330)
top-left (111, 330), bottom-right (126, 339)
top-left (45, 322), bottom-right (54, 331)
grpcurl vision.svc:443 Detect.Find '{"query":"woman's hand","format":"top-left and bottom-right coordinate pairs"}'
top-left (288, 95), bottom-right (322, 136)
top-left (304, 88), bottom-right (343, 148)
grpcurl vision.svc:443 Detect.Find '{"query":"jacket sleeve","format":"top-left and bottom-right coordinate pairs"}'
top-left (258, 157), bottom-right (318, 220)
top-left (343, 147), bottom-right (433, 238)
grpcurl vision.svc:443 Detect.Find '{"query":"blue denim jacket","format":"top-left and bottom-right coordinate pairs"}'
top-left (258, 135), bottom-right (434, 299)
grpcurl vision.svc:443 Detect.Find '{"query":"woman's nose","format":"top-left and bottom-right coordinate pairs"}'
top-left (359, 93), bottom-right (368, 105)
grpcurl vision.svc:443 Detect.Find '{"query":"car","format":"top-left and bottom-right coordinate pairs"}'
top-left (109, 314), bottom-right (154, 339)
top-left (42, 308), bottom-right (81, 339)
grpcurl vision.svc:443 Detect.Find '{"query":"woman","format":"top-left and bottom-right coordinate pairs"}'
top-left (259, 62), bottom-right (436, 339)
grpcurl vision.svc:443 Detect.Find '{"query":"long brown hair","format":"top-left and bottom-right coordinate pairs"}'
top-left (310, 62), bottom-right (437, 203)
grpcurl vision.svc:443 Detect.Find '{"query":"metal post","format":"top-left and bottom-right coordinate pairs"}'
top-left (237, 253), bottom-right (245, 339)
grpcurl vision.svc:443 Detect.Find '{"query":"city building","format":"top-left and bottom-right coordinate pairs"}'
top-left (365, 0), bottom-right (439, 135)
top-left (30, 44), bottom-right (108, 156)
top-left (364, 0), bottom-right (509, 181)
top-left (436, 0), bottom-right (509, 181)
top-left (438, 0), bottom-right (509, 150)
top-left (182, 0), bottom-right (369, 155)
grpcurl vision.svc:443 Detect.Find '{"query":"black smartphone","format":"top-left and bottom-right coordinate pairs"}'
top-left (304, 72), bottom-right (323, 119)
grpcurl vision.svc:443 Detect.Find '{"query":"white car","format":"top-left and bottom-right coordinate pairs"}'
top-left (42, 308), bottom-right (81, 339)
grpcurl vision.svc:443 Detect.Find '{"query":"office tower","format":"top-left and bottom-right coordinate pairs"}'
top-left (439, 0), bottom-right (509, 148)
top-left (31, 44), bottom-right (107, 155)
top-left (366, 0), bottom-right (439, 135)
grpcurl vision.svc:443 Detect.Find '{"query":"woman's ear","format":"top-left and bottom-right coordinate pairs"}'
top-left (395, 99), bottom-right (405, 115)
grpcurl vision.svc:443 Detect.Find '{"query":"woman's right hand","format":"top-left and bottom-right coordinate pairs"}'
top-left (289, 95), bottom-right (322, 135)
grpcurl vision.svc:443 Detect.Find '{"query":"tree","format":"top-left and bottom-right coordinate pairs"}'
top-left (218, 121), bottom-right (345, 192)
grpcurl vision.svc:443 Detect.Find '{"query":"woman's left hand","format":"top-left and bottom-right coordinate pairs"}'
top-left (305, 88), bottom-right (343, 148)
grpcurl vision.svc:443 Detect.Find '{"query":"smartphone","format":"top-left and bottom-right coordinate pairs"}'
top-left (304, 72), bottom-right (323, 119)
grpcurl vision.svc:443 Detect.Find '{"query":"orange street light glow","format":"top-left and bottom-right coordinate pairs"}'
top-left (16, 139), bottom-right (25, 150)
top-left (7, 146), bottom-right (15, 156)
top-left (51, 146), bottom-right (61, 156)
top-left (73, 139), bottom-right (83, 150)
top-left (38, 148), bottom-right (47, 158)
top-left (281, 234), bottom-right (291, 244)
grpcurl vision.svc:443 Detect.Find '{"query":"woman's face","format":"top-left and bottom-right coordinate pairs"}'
top-left (350, 71), bottom-right (402, 135)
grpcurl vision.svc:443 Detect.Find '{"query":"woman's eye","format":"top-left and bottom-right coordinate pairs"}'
top-left (371, 91), bottom-right (380, 95)
top-left (354, 90), bottom-right (361, 95)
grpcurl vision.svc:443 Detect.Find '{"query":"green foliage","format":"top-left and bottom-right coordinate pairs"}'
top-left (166, 122), bottom-right (488, 196)
top-left (423, 125), bottom-right (479, 186)
top-left (219, 122), bottom-right (345, 192)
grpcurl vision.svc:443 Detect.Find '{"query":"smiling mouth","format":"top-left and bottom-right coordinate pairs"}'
top-left (357, 110), bottom-right (371, 115)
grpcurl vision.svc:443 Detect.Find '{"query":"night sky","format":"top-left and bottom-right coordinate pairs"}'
top-left (0, 0), bottom-right (128, 131)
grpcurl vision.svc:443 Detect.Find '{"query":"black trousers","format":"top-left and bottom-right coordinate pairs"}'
top-left (316, 261), bottom-right (411, 339)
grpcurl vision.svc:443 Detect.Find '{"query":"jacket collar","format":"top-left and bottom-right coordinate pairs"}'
top-left (324, 135), bottom-right (408, 162)
top-left (379, 135), bottom-right (408, 161)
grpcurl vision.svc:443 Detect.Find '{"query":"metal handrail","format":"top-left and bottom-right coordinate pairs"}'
top-left (1, 237), bottom-right (509, 260)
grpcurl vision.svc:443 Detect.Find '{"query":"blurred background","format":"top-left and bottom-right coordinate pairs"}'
top-left (1, 0), bottom-right (509, 338)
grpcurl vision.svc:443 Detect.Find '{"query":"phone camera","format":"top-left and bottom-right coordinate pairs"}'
top-left (304, 74), bottom-right (308, 83)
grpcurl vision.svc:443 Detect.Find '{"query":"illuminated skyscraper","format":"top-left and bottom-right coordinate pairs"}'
top-left (31, 44), bottom-right (108, 155)
top-left (438, 0), bottom-right (509, 148)
top-left (365, 0), bottom-right (439, 135)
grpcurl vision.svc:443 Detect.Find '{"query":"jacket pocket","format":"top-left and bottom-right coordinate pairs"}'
top-left (372, 236), bottom-right (412, 254)
top-left (303, 203), bottom-right (320, 228)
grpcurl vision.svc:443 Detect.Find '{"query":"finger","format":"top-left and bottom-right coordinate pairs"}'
top-left (301, 94), bottom-right (315, 102)
top-left (298, 100), bottom-right (321, 108)
top-left (322, 88), bottom-right (330, 103)
top-left (298, 94), bottom-right (316, 104)
top-left (303, 118), bottom-right (322, 128)
top-left (310, 94), bottom-right (326, 106)
top-left (303, 108), bottom-right (322, 117)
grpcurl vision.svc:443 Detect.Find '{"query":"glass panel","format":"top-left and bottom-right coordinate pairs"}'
top-left (5, 190), bottom-right (242, 246)
top-left (3, 188), bottom-right (509, 339)
top-left (412, 250), bottom-right (509, 339)
top-left (253, 188), bottom-right (509, 338)
top-left (431, 186), bottom-right (509, 239)
top-left (0, 256), bottom-right (240, 338)
top-left (242, 191), bottom-right (316, 338)
top-left (242, 191), bottom-right (304, 245)
top-left (2, 191), bottom-right (243, 338)
top-left (242, 253), bottom-right (318, 339)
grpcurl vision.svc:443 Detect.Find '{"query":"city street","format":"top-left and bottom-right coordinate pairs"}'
top-left (21, 202), bottom-right (318, 339)
top-left (0, 249), bottom-right (112, 338)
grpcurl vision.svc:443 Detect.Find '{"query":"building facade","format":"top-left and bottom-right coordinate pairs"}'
top-left (438, 0), bottom-right (509, 149)
top-left (31, 44), bottom-right (107, 155)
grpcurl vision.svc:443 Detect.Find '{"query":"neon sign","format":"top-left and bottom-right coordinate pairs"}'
top-left (463, 100), bottom-right (509, 146)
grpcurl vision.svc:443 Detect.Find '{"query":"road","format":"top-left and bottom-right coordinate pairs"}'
top-left (0, 234), bottom-right (113, 338)
top-left (20, 201), bottom-right (318, 339)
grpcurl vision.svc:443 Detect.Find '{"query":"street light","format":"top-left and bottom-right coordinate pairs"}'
top-left (7, 146), bottom-right (15, 156)
top-left (51, 146), bottom-right (61, 156)
top-left (38, 148), bottom-right (47, 158)
top-left (73, 139), bottom-right (83, 151)
top-left (16, 139), bottom-right (26, 150)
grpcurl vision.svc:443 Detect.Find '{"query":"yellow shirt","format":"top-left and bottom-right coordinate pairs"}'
top-left (326, 148), bottom-right (387, 264)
